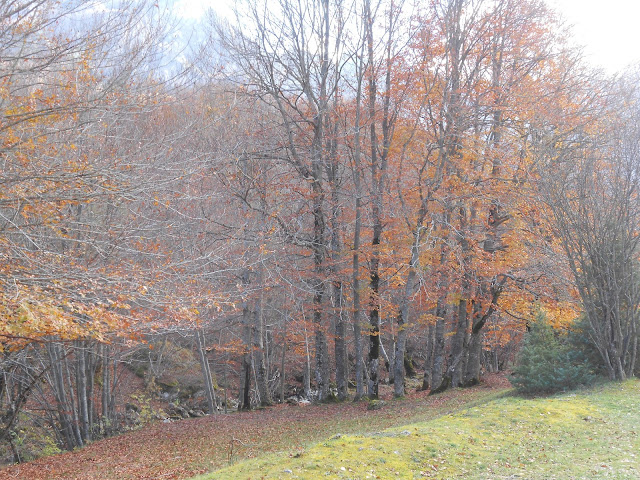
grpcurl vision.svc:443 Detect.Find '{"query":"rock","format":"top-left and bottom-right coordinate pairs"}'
top-left (367, 400), bottom-right (386, 411)
top-left (286, 395), bottom-right (311, 406)
top-left (124, 410), bottom-right (140, 425)
top-left (193, 389), bottom-right (205, 400)
top-left (168, 403), bottom-right (190, 419)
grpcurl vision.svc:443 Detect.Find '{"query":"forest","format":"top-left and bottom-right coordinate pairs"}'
top-left (0, 0), bottom-right (638, 466)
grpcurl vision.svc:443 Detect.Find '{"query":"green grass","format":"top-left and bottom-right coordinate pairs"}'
top-left (193, 380), bottom-right (640, 479)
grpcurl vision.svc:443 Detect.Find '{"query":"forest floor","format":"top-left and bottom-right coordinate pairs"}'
top-left (198, 379), bottom-right (640, 480)
top-left (0, 374), bottom-right (510, 480)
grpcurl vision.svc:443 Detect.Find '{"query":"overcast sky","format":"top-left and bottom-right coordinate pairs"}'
top-left (170, 0), bottom-right (640, 74)
top-left (550, 0), bottom-right (640, 73)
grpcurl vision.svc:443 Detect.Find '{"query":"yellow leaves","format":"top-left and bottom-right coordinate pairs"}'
top-left (0, 283), bottom-right (136, 350)
top-left (2, 297), bottom-right (72, 345)
top-left (417, 313), bottom-right (438, 326)
top-left (447, 291), bottom-right (463, 304)
top-left (543, 302), bottom-right (580, 330)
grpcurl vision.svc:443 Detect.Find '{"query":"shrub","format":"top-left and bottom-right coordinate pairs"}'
top-left (511, 313), bottom-right (595, 394)
top-left (0, 414), bottom-right (61, 464)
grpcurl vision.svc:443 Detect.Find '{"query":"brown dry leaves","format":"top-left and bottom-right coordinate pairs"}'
top-left (0, 375), bottom-right (509, 480)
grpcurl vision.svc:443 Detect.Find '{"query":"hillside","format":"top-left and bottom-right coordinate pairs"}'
top-left (0, 376), bottom-right (508, 480)
top-left (199, 380), bottom-right (640, 480)
top-left (4, 1), bottom-right (640, 470)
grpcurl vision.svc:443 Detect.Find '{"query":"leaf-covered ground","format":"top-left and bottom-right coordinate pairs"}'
top-left (200, 379), bottom-right (640, 480)
top-left (0, 375), bottom-right (508, 480)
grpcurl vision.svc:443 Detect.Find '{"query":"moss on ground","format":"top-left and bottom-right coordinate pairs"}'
top-left (194, 380), bottom-right (640, 479)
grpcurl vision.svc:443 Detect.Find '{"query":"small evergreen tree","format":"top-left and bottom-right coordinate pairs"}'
top-left (511, 313), bottom-right (595, 394)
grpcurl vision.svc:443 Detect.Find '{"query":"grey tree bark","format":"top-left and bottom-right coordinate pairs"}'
top-left (430, 318), bottom-right (446, 393)
top-left (422, 324), bottom-right (435, 391)
top-left (196, 329), bottom-right (217, 414)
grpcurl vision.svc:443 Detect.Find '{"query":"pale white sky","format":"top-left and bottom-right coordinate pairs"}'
top-left (171, 0), bottom-right (640, 74)
top-left (171, 0), bottom-right (226, 20)
top-left (550, 0), bottom-right (640, 73)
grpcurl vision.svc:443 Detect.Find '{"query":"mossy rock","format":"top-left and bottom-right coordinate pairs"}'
top-left (367, 399), bottom-right (386, 411)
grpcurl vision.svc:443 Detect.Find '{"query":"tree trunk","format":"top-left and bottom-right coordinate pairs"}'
top-left (459, 276), bottom-right (506, 387)
top-left (463, 300), bottom-right (484, 386)
top-left (314, 295), bottom-right (330, 401)
top-left (394, 194), bottom-right (428, 396)
top-left (241, 356), bottom-right (251, 410)
top-left (101, 344), bottom-right (111, 434)
top-left (430, 318), bottom-right (446, 393)
top-left (253, 317), bottom-right (270, 407)
top-left (393, 249), bottom-right (419, 397)
top-left (422, 324), bottom-right (435, 391)
top-left (240, 311), bottom-right (252, 410)
top-left (450, 297), bottom-right (469, 388)
top-left (86, 343), bottom-right (97, 436)
top-left (350, 13), bottom-right (366, 401)
top-left (75, 341), bottom-right (90, 442)
top-left (280, 334), bottom-right (287, 403)
top-left (47, 342), bottom-right (76, 449)
top-left (334, 282), bottom-right (348, 400)
top-left (303, 327), bottom-right (312, 399)
top-left (463, 329), bottom-right (483, 387)
top-left (64, 354), bottom-right (83, 448)
top-left (365, 0), bottom-right (381, 400)
top-left (196, 329), bottom-right (217, 414)
top-left (253, 260), bottom-right (271, 406)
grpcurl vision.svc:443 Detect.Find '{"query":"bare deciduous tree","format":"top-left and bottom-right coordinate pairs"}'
top-left (539, 82), bottom-right (640, 380)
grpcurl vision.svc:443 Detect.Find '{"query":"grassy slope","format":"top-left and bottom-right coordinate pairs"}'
top-left (198, 380), bottom-right (640, 480)
top-left (0, 376), bottom-right (506, 480)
